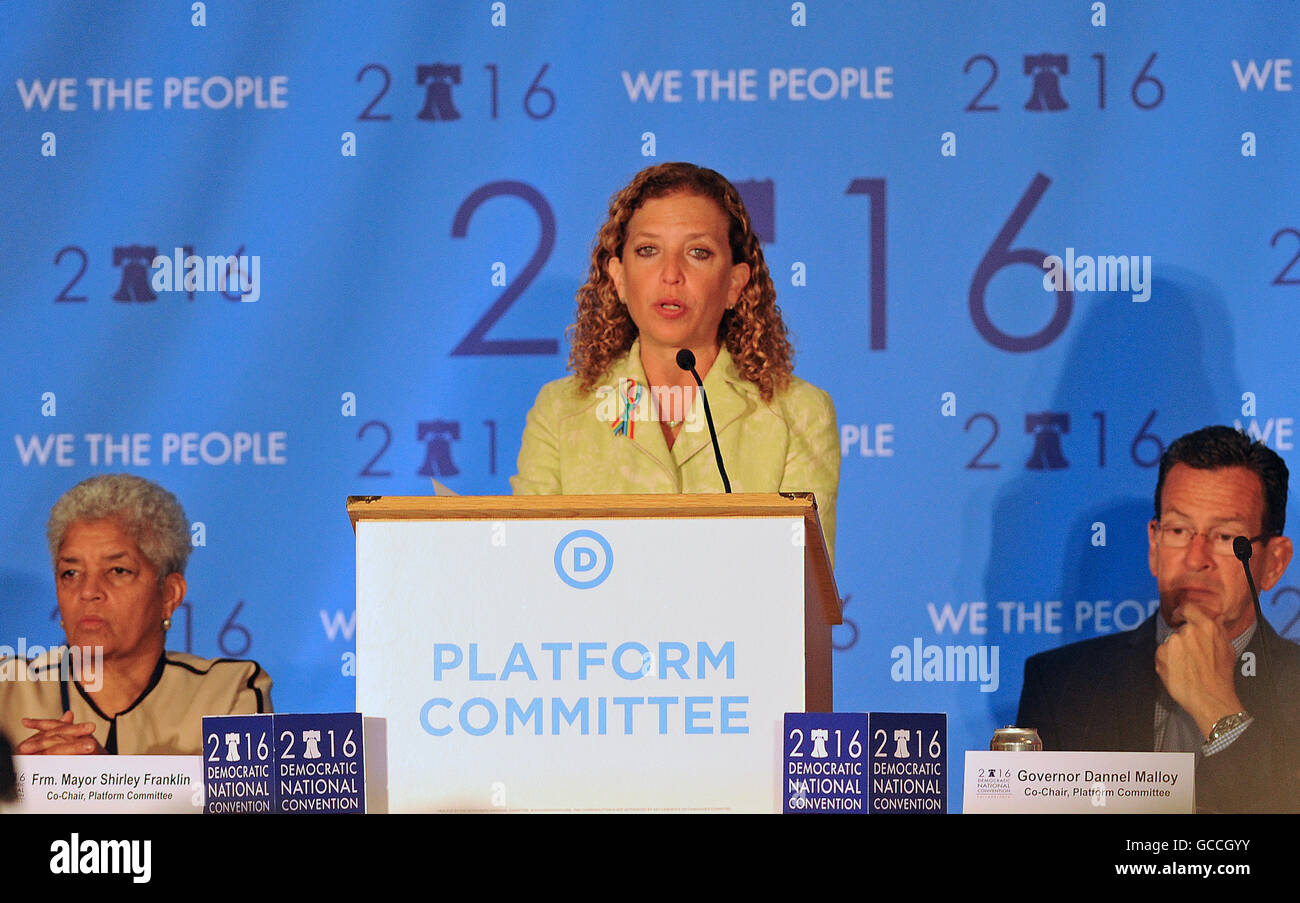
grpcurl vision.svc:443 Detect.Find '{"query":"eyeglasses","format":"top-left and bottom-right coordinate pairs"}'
top-left (1153, 521), bottom-right (1274, 557)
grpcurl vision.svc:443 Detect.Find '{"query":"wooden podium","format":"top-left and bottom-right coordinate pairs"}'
top-left (348, 492), bottom-right (839, 813)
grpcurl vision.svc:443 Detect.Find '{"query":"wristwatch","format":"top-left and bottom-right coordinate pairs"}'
top-left (1205, 711), bottom-right (1252, 744)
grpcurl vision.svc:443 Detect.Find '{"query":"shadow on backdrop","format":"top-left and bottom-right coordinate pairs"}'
top-left (974, 271), bottom-right (1244, 727)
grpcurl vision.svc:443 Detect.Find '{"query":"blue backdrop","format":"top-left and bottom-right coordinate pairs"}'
top-left (3, 0), bottom-right (1299, 809)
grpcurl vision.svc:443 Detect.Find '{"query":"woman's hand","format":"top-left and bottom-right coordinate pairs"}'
top-left (17, 711), bottom-right (106, 755)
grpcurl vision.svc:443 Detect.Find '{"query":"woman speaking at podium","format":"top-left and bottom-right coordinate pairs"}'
top-left (511, 162), bottom-right (839, 558)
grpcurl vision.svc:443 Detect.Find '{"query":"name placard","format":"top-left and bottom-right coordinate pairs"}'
top-left (4, 756), bottom-right (202, 813)
top-left (963, 751), bottom-right (1194, 813)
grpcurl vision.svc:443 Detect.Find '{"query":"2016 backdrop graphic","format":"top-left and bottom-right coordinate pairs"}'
top-left (3, 1), bottom-right (1298, 810)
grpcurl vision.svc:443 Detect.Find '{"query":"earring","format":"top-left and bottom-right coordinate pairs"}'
top-left (162, 617), bottom-right (172, 631)
top-left (59, 619), bottom-right (65, 629)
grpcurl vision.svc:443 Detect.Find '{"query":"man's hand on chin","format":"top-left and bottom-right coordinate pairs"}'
top-left (1155, 603), bottom-right (1245, 739)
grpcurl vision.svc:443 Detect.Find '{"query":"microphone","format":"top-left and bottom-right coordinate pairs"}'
top-left (676, 349), bottom-right (731, 493)
top-left (1233, 534), bottom-right (1282, 745)
top-left (1233, 535), bottom-right (1261, 612)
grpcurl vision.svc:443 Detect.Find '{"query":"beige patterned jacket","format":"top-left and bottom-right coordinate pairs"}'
top-left (0, 649), bottom-right (272, 755)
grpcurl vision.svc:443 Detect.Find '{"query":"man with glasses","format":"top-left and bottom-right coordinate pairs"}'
top-left (1017, 425), bottom-right (1300, 812)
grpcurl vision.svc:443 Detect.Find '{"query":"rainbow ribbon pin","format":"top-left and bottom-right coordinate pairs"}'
top-left (611, 378), bottom-right (642, 438)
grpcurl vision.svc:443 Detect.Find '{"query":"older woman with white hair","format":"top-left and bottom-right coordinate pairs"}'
top-left (0, 474), bottom-right (271, 755)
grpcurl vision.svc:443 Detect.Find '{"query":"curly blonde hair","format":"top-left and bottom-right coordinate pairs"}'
top-left (568, 162), bottom-right (793, 401)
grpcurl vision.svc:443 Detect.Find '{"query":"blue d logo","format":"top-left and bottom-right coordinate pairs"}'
top-left (554, 530), bottom-right (613, 589)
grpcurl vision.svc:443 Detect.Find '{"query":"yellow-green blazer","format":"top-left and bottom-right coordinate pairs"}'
top-left (511, 341), bottom-right (839, 561)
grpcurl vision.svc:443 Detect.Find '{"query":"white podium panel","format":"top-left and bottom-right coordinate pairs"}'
top-left (356, 516), bottom-right (806, 812)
